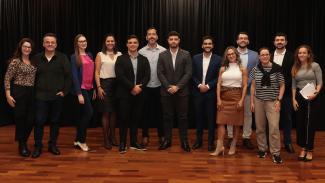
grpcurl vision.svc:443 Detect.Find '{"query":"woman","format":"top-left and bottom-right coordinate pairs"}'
top-left (292, 45), bottom-right (322, 161)
top-left (71, 34), bottom-right (96, 151)
top-left (250, 47), bottom-right (284, 164)
top-left (4, 38), bottom-right (36, 157)
top-left (95, 34), bottom-right (121, 149)
top-left (210, 46), bottom-right (247, 156)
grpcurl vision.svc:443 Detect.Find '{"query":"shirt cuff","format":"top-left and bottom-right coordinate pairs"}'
top-left (198, 84), bottom-right (202, 88)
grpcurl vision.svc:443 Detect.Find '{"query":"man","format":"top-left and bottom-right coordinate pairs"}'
top-left (139, 27), bottom-right (166, 147)
top-left (32, 33), bottom-right (72, 158)
top-left (273, 32), bottom-right (295, 153)
top-left (115, 35), bottom-right (150, 154)
top-left (227, 32), bottom-right (258, 149)
top-left (157, 31), bottom-right (192, 152)
top-left (191, 36), bottom-right (221, 151)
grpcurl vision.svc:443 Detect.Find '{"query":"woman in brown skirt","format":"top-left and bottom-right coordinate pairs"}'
top-left (210, 46), bottom-right (247, 156)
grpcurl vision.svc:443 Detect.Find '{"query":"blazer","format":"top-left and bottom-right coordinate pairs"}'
top-left (157, 48), bottom-right (192, 97)
top-left (70, 52), bottom-right (94, 95)
top-left (115, 53), bottom-right (150, 98)
top-left (192, 53), bottom-right (221, 97)
top-left (272, 50), bottom-right (294, 97)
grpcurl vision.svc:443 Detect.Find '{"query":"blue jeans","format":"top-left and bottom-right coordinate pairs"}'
top-left (34, 98), bottom-right (63, 147)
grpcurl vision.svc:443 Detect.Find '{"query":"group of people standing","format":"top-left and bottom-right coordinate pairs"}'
top-left (4, 28), bottom-right (322, 164)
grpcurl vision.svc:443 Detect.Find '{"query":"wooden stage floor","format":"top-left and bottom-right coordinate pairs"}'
top-left (0, 125), bottom-right (325, 183)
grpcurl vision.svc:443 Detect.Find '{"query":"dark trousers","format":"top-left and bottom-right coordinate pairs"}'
top-left (161, 95), bottom-right (189, 142)
top-left (13, 87), bottom-right (34, 143)
top-left (142, 87), bottom-right (164, 138)
top-left (34, 98), bottom-right (63, 147)
top-left (118, 94), bottom-right (145, 144)
top-left (295, 91), bottom-right (320, 150)
top-left (75, 89), bottom-right (94, 143)
top-left (280, 96), bottom-right (293, 145)
top-left (193, 94), bottom-right (216, 145)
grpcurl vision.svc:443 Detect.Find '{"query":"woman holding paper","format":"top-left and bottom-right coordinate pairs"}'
top-left (292, 44), bottom-right (323, 161)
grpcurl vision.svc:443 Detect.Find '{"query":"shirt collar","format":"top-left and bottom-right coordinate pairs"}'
top-left (237, 47), bottom-right (248, 55)
top-left (274, 49), bottom-right (286, 56)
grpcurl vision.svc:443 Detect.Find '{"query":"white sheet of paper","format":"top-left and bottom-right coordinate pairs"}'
top-left (299, 83), bottom-right (316, 99)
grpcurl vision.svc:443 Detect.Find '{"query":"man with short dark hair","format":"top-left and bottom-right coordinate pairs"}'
top-left (157, 31), bottom-right (192, 152)
top-left (32, 33), bottom-right (72, 158)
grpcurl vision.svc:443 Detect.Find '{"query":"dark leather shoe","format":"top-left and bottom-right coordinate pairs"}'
top-left (158, 137), bottom-right (164, 145)
top-left (181, 141), bottom-right (191, 152)
top-left (130, 142), bottom-right (147, 151)
top-left (208, 143), bottom-right (216, 152)
top-left (285, 144), bottom-right (295, 153)
top-left (158, 139), bottom-right (171, 150)
top-left (19, 142), bottom-right (31, 157)
top-left (32, 147), bottom-right (42, 158)
top-left (191, 140), bottom-right (202, 150)
top-left (119, 142), bottom-right (127, 154)
top-left (48, 145), bottom-right (60, 155)
top-left (243, 138), bottom-right (254, 149)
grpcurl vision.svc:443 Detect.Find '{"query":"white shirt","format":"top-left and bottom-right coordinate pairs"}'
top-left (221, 63), bottom-right (242, 87)
top-left (237, 48), bottom-right (248, 68)
top-left (170, 49), bottom-right (179, 70)
top-left (99, 51), bottom-right (122, 78)
top-left (202, 53), bottom-right (212, 85)
top-left (273, 49), bottom-right (286, 66)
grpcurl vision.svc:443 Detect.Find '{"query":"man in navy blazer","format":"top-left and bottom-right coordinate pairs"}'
top-left (191, 36), bottom-right (221, 151)
top-left (227, 32), bottom-right (259, 149)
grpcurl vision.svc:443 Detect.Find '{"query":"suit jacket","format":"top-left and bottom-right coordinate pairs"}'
top-left (70, 52), bottom-right (95, 95)
top-left (115, 53), bottom-right (150, 98)
top-left (192, 53), bottom-right (221, 97)
top-left (157, 49), bottom-right (192, 97)
top-left (246, 49), bottom-right (259, 94)
top-left (272, 50), bottom-right (294, 97)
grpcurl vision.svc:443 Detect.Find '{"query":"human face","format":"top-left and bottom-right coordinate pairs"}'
top-left (274, 36), bottom-right (287, 49)
top-left (21, 42), bottom-right (32, 56)
top-left (43, 36), bottom-right (57, 52)
top-left (297, 47), bottom-right (310, 64)
top-left (226, 48), bottom-right (237, 63)
top-left (168, 36), bottom-right (180, 49)
top-left (236, 34), bottom-right (249, 49)
top-left (105, 36), bottom-right (116, 51)
top-left (202, 39), bottom-right (214, 53)
top-left (127, 38), bottom-right (139, 52)
top-left (77, 36), bottom-right (87, 51)
top-left (146, 29), bottom-right (158, 45)
top-left (259, 49), bottom-right (271, 65)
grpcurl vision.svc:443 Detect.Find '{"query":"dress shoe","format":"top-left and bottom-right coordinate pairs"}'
top-left (119, 143), bottom-right (127, 154)
top-left (141, 137), bottom-right (149, 147)
top-left (32, 147), bottom-right (42, 158)
top-left (158, 139), bottom-right (171, 150)
top-left (181, 141), bottom-right (191, 152)
top-left (285, 144), bottom-right (295, 153)
top-left (158, 137), bottom-right (164, 145)
top-left (243, 138), bottom-right (254, 149)
top-left (48, 145), bottom-right (60, 155)
top-left (191, 140), bottom-right (202, 150)
top-left (130, 142), bottom-right (147, 151)
top-left (304, 151), bottom-right (313, 162)
top-left (208, 143), bottom-right (216, 152)
top-left (298, 149), bottom-right (307, 161)
top-left (18, 142), bottom-right (31, 157)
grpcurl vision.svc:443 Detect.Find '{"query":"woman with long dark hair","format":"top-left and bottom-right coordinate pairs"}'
top-left (71, 34), bottom-right (96, 151)
top-left (4, 38), bottom-right (36, 157)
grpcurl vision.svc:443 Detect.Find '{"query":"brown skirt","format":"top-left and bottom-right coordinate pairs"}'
top-left (217, 87), bottom-right (244, 125)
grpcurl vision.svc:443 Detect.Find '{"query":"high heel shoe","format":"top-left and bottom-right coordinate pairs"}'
top-left (298, 149), bottom-right (306, 161)
top-left (74, 141), bottom-right (90, 152)
top-left (210, 140), bottom-right (225, 156)
top-left (228, 140), bottom-right (237, 155)
top-left (304, 151), bottom-right (313, 162)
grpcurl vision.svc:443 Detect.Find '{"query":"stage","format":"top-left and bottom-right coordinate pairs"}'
top-left (0, 125), bottom-right (324, 183)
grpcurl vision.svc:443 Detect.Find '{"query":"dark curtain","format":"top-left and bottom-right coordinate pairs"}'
top-left (1, 0), bottom-right (324, 129)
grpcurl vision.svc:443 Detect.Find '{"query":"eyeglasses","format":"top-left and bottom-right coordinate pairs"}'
top-left (260, 54), bottom-right (270, 57)
top-left (22, 45), bottom-right (32, 49)
top-left (227, 53), bottom-right (236, 56)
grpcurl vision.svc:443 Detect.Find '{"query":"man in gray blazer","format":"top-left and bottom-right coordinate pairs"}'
top-left (157, 31), bottom-right (192, 152)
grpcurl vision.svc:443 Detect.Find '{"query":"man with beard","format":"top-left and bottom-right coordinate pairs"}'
top-left (157, 31), bottom-right (192, 152)
top-left (191, 36), bottom-right (221, 151)
top-left (272, 32), bottom-right (295, 153)
top-left (227, 32), bottom-right (258, 149)
top-left (139, 27), bottom-right (166, 147)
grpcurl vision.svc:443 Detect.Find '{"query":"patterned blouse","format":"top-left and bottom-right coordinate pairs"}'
top-left (4, 58), bottom-right (37, 90)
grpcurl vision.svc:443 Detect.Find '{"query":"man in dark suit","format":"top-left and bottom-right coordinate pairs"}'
top-left (192, 36), bottom-right (221, 151)
top-left (115, 35), bottom-right (150, 154)
top-left (272, 32), bottom-right (295, 153)
top-left (157, 31), bottom-right (192, 152)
